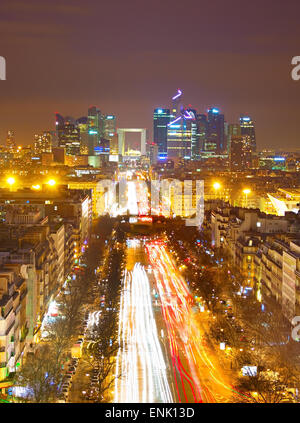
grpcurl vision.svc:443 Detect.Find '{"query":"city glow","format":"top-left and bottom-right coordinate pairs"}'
top-left (32, 184), bottom-right (41, 190)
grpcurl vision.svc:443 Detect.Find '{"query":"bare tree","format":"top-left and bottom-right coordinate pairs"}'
top-left (13, 345), bottom-right (61, 403)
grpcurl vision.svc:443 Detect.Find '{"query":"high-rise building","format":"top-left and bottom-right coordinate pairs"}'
top-left (56, 114), bottom-right (81, 155)
top-left (185, 108), bottom-right (198, 159)
top-left (88, 106), bottom-right (102, 155)
top-left (167, 91), bottom-right (193, 159)
top-left (196, 114), bottom-right (207, 156)
top-left (240, 116), bottom-right (256, 152)
top-left (227, 123), bottom-right (241, 155)
top-left (167, 116), bottom-right (192, 159)
top-left (103, 115), bottom-right (116, 141)
top-left (206, 107), bottom-right (225, 153)
top-left (34, 132), bottom-right (52, 155)
top-left (153, 108), bottom-right (171, 155)
top-left (76, 116), bottom-right (89, 153)
top-left (6, 130), bottom-right (15, 151)
top-left (230, 135), bottom-right (252, 171)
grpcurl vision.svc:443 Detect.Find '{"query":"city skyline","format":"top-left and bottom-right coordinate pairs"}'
top-left (1, 0), bottom-right (300, 149)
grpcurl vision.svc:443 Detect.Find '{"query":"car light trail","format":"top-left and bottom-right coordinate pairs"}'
top-left (115, 263), bottom-right (173, 403)
top-left (146, 241), bottom-right (242, 403)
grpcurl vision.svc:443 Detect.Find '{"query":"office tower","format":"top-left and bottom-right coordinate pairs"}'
top-left (6, 130), bottom-right (15, 151)
top-left (230, 135), bottom-right (252, 171)
top-left (88, 106), bottom-right (102, 155)
top-left (76, 116), bottom-right (89, 153)
top-left (153, 108), bottom-right (171, 155)
top-left (103, 115), bottom-right (116, 141)
top-left (167, 115), bottom-right (192, 159)
top-left (240, 116), bottom-right (256, 152)
top-left (227, 123), bottom-right (241, 155)
top-left (34, 132), bottom-right (52, 155)
top-left (196, 114), bottom-right (207, 155)
top-left (185, 108), bottom-right (198, 159)
top-left (206, 107), bottom-right (225, 153)
top-left (55, 114), bottom-right (81, 155)
top-left (149, 142), bottom-right (159, 164)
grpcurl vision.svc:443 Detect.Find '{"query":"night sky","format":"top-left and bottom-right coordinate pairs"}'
top-left (0, 0), bottom-right (300, 150)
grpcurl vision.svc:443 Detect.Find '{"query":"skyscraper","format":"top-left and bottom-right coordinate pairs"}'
top-left (34, 132), bottom-right (52, 155)
top-left (240, 116), bottom-right (256, 152)
top-left (167, 90), bottom-right (193, 159)
top-left (76, 116), bottom-right (89, 153)
top-left (206, 107), bottom-right (225, 153)
top-left (230, 135), bottom-right (252, 171)
top-left (88, 106), bottom-right (102, 155)
top-left (227, 123), bottom-right (241, 155)
top-left (55, 114), bottom-right (81, 155)
top-left (153, 108), bottom-right (171, 156)
top-left (167, 115), bottom-right (192, 159)
top-left (103, 115), bottom-right (116, 141)
top-left (185, 108), bottom-right (198, 159)
top-left (196, 114), bottom-right (207, 155)
top-left (6, 130), bottom-right (15, 151)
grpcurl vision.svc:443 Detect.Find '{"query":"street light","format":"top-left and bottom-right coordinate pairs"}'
top-left (32, 184), bottom-right (41, 190)
top-left (213, 181), bottom-right (221, 190)
top-left (47, 179), bottom-right (56, 187)
top-left (243, 188), bottom-right (251, 208)
top-left (6, 177), bottom-right (16, 186)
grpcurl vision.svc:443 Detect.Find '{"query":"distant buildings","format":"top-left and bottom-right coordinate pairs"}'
top-left (153, 91), bottom-right (256, 163)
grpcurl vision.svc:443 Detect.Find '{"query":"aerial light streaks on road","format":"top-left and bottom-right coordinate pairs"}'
top-left (146, 241), bottom-right (239, 403)
top-left (114, 263), bottom-right (172, 403)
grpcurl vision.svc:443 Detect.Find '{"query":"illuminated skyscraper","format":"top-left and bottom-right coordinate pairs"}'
top-left (6, 130), bottom-right (15, 151)
top-left (34, 132), bottom-right (52, 154)
top-left (56, 114), bottom-right (81, 155)
top-left (76, 116), bottom-right (89, 153)
top-left (167, 116), bottom-right (192, 159)
top-left (153, 108), bottom-right (171, 156)
top-left (167, 90), bottom-right (193, 159)
top-left (103, 115), bottom-right (116, 141)
top-left (206, 107), bottom-right (225, 153)
top-left (185, 108), bottom-right (198, 159)
top-left (227, 123), bottom-right (241, 155)
top-left (230, 135), bottom-right (252, 171)
top-left (196, 114), bottom-right (208, 155)
top-left (88, 106), bottom-right (102, 155)
top-left (240, 116), bottom-right (256, 152)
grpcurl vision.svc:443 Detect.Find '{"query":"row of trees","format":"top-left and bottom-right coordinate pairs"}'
top-left (13, 219), bottom-right (108, 403)
top-left (80, 223), bottom-right (126, 402)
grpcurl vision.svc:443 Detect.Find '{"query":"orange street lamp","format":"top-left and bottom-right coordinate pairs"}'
top-left (243, 188), bottom-right (251, 208)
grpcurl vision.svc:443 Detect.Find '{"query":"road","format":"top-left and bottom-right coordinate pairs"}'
top-left (114, 240), bottom-right (173, 403)
top-left (146, 239), bottom-right (238, 403)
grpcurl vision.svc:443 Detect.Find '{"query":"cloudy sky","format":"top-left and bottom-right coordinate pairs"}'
top-left (0, 0), bottom-right (300, 149)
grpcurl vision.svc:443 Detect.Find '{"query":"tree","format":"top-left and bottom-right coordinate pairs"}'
top-left (13, 345), bottom-right (61, 403)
